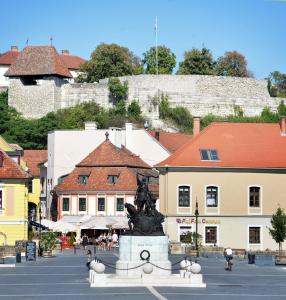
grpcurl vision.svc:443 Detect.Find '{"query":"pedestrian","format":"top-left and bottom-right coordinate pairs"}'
top-left (112, 230), bottom-right (118, 248)
top-left (86, 249), bottom-right (92, 269)
top-left (82, 233), bottom-right (89, 250)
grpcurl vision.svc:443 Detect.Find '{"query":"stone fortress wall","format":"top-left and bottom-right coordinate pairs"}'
top-left (8, 74), bottom-right (284, 119)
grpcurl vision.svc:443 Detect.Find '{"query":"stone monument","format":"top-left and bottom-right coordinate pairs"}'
top-left (89, 174), bottom-right (206, 287)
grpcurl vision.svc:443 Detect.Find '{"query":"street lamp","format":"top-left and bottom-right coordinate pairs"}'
top-left (195, 197), bottom-right (199, 257)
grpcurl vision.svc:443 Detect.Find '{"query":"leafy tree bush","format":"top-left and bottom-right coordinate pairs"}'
top-left (142, 46), bottom-right (176, 74)
top-left (268, 71), bottom-right (286, 98)
top-left (177, 47), bottom-right (215, 75)
top-left (108, 78), bottom-right (128, 104)
top-left (269, 207), bottom-right (286, 255)
top-left (127, 100), bottom-right (142, 119)
top-left (40, 231), bottom-right (57, 253)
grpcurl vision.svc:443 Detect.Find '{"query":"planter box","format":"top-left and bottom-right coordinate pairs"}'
top-left (275, 255), bottom-right (286, 265)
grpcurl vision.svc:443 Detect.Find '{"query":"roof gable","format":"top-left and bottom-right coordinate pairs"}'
top-left (23, 150), bottom-right (48, 177)
top-left (59, 54), bottom-right (85, 70)
top-left (0, 51), bottom-right (20, 65)
top-left (156, 122), bottom-right (286, 169)
top-left (5, 46), bottom-right (72, 78)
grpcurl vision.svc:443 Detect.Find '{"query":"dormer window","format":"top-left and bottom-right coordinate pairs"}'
top-left (78, 175), bottom-right (88, 185)
top-left (108, 175), bottom-right (119, 184)
top-left (200, 149), bottom-right (219, 161)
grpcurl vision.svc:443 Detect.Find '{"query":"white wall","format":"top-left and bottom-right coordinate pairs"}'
top-left (0, 66), bottom-right (9, 87)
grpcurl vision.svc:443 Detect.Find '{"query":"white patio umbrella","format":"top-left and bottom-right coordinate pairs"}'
top-left (41, 219), bottom-right (56, 229)
top-left (81, 217), bottom-right (116, 230)
top-left (52, 220), bottom-right (77, 233)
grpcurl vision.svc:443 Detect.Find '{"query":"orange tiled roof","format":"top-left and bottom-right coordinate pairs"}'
top-left (0, 149), bottom-right (31, 179)
top-left (23, 150), bottom-right (47, 177)
top-left (0, 50), bottom-right (20, 65)
top-left (148, 130), bottom-right (192, 153)
top-left (77, 139), bottom-right (151, 168)
top-left (60, 54), bottom-right (85, 70)
top-left (5, 46), bottom-right (72, 78)
top-left (156, 122), bottom-right (286, 169)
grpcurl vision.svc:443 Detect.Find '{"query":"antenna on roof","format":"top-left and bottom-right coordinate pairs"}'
top-left (155, 16), bottom-right (158, 75)
top-left (50, 35), bottom-right (53, 46)
top-left (26, 37), bottom-right (29, 46)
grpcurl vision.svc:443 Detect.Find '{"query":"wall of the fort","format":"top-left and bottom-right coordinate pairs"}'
top-left (8, 75), bottom-right (285, 120)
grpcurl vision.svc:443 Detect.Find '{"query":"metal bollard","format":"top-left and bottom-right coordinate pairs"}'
top-left (16, 252), bottom-right (21, 263)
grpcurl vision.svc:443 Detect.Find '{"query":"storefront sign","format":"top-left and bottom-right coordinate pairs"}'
top-left (176, 218), bottom-right (220, 224)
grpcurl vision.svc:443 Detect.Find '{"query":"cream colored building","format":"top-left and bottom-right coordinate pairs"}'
top-left (156, 120), bottom-right (286, 251)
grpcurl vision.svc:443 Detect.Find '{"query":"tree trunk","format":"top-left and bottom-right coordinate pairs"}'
top-left (279, 242), bottom-right (282, 256)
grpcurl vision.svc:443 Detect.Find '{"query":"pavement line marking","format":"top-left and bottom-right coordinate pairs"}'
top-left (163, 293), bottom-right (286, 297)
top-left (0, 283), bottom-right (89, 286)
top-left (147, 286), bottom-right (168, 300)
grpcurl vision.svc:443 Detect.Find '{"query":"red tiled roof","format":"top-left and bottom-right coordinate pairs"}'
top-left (0, 51), bottom-right (20, 65)
top-left (78, 140), bottom-right (151, 168)
top-left (59, 54), bottom-right (85, 70)
top-left (148, 130), bottom-right (192, 153)
top-left (156, 122), bottom-right (286, 169)
top-left (0, 149), bottom-right (31, 179)
top-left (5, 46), bottom-right (72, 78)
top-left (23, 150), bottom-right (47, 177)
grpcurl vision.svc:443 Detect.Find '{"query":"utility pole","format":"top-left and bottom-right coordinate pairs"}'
top-left (195, 197), bottom-right (199, 257)
top-left (155, 16), bottom-right (158, 75)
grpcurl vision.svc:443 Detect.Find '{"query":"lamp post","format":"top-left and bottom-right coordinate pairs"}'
top-left (195, 197), bottom-right (199, 257)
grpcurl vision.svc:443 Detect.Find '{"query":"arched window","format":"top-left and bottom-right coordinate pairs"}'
top-left (249, 186), bottom-right (260, 207)
top-left (178, 186), bottom-right (190, 207)
top-left (206, 186), bottom-right (218, 207)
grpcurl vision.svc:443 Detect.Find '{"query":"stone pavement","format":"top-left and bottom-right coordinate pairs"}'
top-left (1, 248), bottom-right (286, 299)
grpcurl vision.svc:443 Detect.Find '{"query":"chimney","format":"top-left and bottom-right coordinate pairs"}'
top-left (61, 50), bottom-right (69, 55)
top-left (155, 131), bottom-right (160, 141)
top-left (84, 122), bottom-right (97, 130)
top-left (125, 123), bottom-right (133, 150)
top-left (280, 116), bottom-right (286, 136)
top-left (193, 117), bottom-right (200, 136)
top-left (109, 127), bottom-right (122, 148)
top-left (11, 46), bottom-right (18, 52)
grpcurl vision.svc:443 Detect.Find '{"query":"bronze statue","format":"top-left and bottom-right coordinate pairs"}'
top-left (124, 174), bottom-right (165, 236)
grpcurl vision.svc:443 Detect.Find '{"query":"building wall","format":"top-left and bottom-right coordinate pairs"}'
top-left (0, 181), bottom-right (28, 245)
top-left (8, 75), bottom-right (285, 119)
top-left (0, 66), bottom-right (9, 87)
top-left (159, 170), bottom-right (286, 250)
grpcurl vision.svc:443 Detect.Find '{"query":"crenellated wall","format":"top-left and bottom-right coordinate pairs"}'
top-left (8, 74), bottom-right (285, 120)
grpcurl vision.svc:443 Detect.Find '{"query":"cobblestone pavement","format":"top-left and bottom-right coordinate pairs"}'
top-left (1, 248), bottom-right (286, 299)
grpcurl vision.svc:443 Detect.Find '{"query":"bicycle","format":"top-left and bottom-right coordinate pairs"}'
top-left (225, 256), bottom-right (233, 271)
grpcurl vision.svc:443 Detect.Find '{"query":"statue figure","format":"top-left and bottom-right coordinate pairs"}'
top-left (123, 173), bottom-right (165, 236)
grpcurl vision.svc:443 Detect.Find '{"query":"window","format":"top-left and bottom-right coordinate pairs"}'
top-left (62, 197), bottom-right (69, 211)
top-left (178, 186), bottom-right (190, 207)
top-left (79, 197), bottom-right (87, 211)
top-left (116, 198), bottom-right (124, 212)
top-left (28, 181), bottom-right (33, 193)
top-left (40, 177), bottom-right (45, 194)
top-left (0, 190), bottom-right (3, 209)
top-left (78, 175), bottom-right (88, 185)
top-left (205, 226), bottom-right (217, 244)
top-left (200, 149), bottom-right (219, 161)
top-left (108, 175), bottom-right (118, 184)
top-left (206, 186), bottom-right (218, 207)
top-left (249, 187), bottom-right (260, 207)
top-left (98, 197), bottom-right (105, 211)
top-left (0, 152), bottom-right (3, 167)
top-left (249, 227), bottom-right (260, 244)
top-left (179, 226), bottom-right (192, 243)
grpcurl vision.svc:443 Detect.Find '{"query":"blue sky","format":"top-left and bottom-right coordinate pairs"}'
top-left (1, 0), bottom-right (286, 78)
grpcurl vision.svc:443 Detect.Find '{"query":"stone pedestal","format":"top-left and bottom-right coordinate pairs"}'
top-left (116, 235), bottom-right (171, 276)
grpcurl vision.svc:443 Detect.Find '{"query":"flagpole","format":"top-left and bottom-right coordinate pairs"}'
top-left (155, 16), bottom-right (158, 75)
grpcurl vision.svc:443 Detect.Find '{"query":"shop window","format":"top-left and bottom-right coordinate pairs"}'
top-left (205, 226), bottom-right (217, 244)
top-left (0, 190), bottom-right (3, 209)
top-left (98, 197), bottom-right (105, 211)
top-left (206, 186), bottom-right (218, 207)
top-left (179, 226), bottom-right (192, 243)
top-left (116, 198), bottom-right (124, 212)
top-left (249, 227), bottom-right (261, 244)
top-left (28, 181), bottom-right (33, 193)
top-left (249, 186), bottom-right (260, 207)
top-left (178, 186), bottom-right (190, 207)
top-left (62, 197), bottom-right (69, 212)
top-left (79, 197), bottom-right (87, 211)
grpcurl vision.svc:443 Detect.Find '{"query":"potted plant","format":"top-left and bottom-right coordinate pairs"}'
top-left (181, 232), bottom-right (202, 256)
top-left (40, 232), bottom-right (57, 257)
top-left (269, 207), bottom-right (286, 265)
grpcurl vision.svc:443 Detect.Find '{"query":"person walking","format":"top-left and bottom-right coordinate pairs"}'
top-left (82, 233), bottom-right (89, 250)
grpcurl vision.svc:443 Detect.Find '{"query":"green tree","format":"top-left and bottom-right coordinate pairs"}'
top-left (268, 71), bottom-right (286, 98)
top-left (108, 78), bottom-right (128, 104)
top-left (127, 100), bottom-right (141, 119)
top-left (269, 207), bottom-right (286, 255)
top-left (177, 47), bottom-right (215, 75)
top-left (142, 46), bottom-right (176, 74)
top-left (78, 43), bottom-right (142, 82)
top-left (215, 51), bottom-right (252, 77)
top-left (278, 100), bottom-right (286, 116)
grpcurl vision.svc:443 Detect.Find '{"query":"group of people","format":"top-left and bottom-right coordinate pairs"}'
top-left (80, 231), bottom-right (119, 251)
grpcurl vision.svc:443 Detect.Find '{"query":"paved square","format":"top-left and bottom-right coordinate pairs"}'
top-left (1, 249), bottom-right (286, 299)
